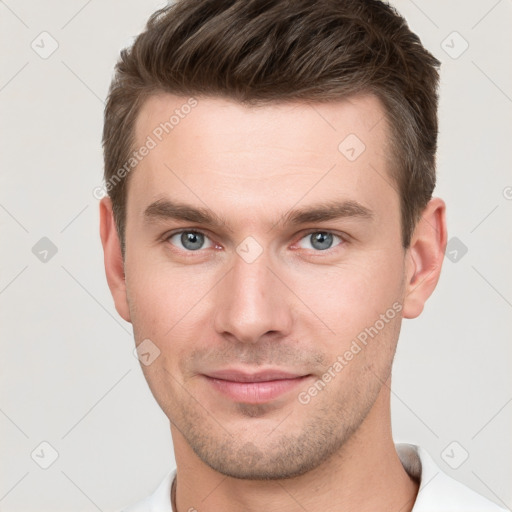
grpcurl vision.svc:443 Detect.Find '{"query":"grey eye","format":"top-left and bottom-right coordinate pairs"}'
top-left (181, 232), bottom-right (204, 250)
top-left (298, 232), bottom-right (342, 251)
top-left (168, 231), bottom-right (213, 251)
top-left (310, 232), bottom-right (333, 250)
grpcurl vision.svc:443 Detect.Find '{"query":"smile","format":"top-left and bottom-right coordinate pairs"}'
top-left (202, 370), bottom-right (312, 404)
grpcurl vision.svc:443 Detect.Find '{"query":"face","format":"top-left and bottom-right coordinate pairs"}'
top-left (120, 93), bottom-right (409, 479)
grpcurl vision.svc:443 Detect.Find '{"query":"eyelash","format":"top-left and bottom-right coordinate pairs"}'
top-left (162, 228), bottom-right (347, 255)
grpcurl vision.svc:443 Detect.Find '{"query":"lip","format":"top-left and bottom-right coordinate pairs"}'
top-left (202, 369), bottom-right (311, 404)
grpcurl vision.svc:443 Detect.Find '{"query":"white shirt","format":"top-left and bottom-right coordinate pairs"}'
top-left (120, 443), bottom-right (507, 511)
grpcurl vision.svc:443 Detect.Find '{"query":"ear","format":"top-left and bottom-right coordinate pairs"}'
top-left (402, 197), bottom-right (447, 319)
top-left (99, 197), bottom-right (131, 323)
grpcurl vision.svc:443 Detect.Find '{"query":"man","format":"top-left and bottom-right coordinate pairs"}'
top-left (99, 1), bottom-right (506, 510)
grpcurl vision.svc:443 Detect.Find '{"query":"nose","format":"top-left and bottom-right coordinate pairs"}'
top-left (213, 249), bottom-right (293, 344)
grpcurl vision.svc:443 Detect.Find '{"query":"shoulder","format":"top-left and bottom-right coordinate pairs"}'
top-left (396, 443), bottom-right (508, 512)
top-left (118, 469), bottom-right (176, 512)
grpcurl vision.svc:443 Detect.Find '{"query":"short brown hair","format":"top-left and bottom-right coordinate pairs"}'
top-left (102, 0), bottom-right (440, 256)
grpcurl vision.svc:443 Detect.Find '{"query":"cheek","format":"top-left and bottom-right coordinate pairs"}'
top-left (125, 260), bottom-right (216, 352)
top-left (290, 252), bottom-right (404, 339)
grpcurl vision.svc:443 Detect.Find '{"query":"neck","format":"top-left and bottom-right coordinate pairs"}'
top-left (171, 383), bottom-right (419, 512)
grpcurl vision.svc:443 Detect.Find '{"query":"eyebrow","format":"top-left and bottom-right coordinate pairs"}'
top-left (143, 198), bottom-right (373, 230)
top-left (282, 199), bottom-right (373, 225)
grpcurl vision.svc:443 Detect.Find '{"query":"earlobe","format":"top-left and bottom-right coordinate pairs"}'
top-left (402, 197), bottom-right (447, 319)
top-left (99, 197), bottom-right (131, 323)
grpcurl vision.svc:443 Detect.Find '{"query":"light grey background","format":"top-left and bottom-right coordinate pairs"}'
top-left (1, 1), bottom-right (511, 510)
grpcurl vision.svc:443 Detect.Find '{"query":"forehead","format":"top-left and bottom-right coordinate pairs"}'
top-left (134, 93), bottom-right (389, 156)
top-left (128, 92), bottom-right (396, 230)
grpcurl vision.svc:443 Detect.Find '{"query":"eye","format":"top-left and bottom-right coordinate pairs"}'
top-left (166, 230), bottom-right (214, 251)
top-left (296, 231), bottom-right (344, 251)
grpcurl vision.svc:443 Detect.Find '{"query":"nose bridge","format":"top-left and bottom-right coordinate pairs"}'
top-left (213, 247), bottom-right (292, 343)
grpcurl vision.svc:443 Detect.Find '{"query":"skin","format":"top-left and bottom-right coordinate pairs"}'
top-left (100, 93), bottom-right (447, 512)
